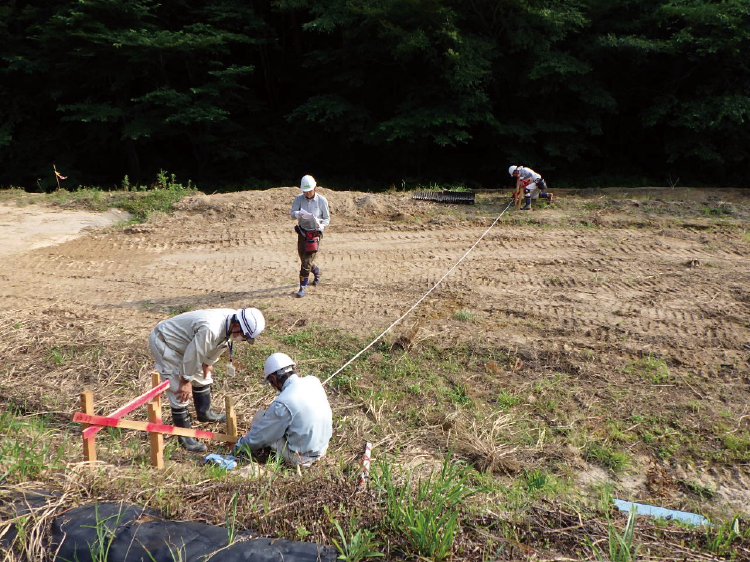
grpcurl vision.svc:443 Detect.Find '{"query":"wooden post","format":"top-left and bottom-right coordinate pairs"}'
top-left (148, 371), bottom-right (164, 470)
top-left (80, 391), bottom-right (97, 466)
top-left (225, 396), bottom-right (238, 443)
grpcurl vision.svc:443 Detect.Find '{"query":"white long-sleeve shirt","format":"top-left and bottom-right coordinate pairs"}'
top-left (290, 192), bottom-right (330, 231)
top-left (516, 166), bottom-right (543, 183)
top-left (240, 374), bottom-right (332, 456)
top-left (152, 309), bottom-right (234, 381)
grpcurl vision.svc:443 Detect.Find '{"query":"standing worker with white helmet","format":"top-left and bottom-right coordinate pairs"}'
top-left (290, 175), bottom-right (330, 298)
top-left (234, 352), bottom-right (332, 466)
top-left (509, 165), bottom-right (553, 210)
top-left (149, 307), bottom-right (265, 452)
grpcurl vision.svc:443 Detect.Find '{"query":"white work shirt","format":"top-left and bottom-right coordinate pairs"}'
top-left (240, 374), bottom-right (332, 457)
top-left (290, 192), bottom-right (330, 231)
top-left (152, 309), bottom-right (234, 381)
top-left (516, 167), bottom-right (543, 182)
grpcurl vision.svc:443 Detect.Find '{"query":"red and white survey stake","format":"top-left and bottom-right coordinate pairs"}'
top-left (359, 442), bottom-right (372, 486)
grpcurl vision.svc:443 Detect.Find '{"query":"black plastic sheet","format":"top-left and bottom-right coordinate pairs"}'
top-left (2, 492), bottom-right (337, 562)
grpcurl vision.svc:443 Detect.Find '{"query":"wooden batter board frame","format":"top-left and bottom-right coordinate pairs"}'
top-left (73, 371), bottom-right (239, 469)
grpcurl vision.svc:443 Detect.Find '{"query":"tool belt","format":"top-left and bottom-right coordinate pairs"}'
top-left (296, 225), bottom-right (321, 252)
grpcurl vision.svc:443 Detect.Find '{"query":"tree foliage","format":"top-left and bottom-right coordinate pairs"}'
top-left (1, 0), bottom-right (747, 189)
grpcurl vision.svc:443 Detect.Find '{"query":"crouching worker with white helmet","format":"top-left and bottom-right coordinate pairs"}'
top-left (149, 308), bottom-right (266, 453)
top-left (234, 352), bottom-right (332, 467)
top-left (509, 165), bottom-right (553, 210)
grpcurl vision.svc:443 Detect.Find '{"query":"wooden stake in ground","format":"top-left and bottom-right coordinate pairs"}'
top-left (225, 395), bottom-right (239, 442)
top-left (53, 164), bottom-right (66, 190)
top-left (80, 391), bottom-right (96, 465)
top-left (148, 371), bottom-right (165, 469)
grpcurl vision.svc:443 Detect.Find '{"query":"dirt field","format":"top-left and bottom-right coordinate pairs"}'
top-left (1, 185), bottom-right (749, 522)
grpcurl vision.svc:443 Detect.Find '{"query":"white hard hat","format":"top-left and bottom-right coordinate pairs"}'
top-left (236, 308), bottom-right (265, 339)
top-left (264, 352), bottom-right (295, 379)
top-left (300, 175), bottom-right (317, 192)
top-left (508, 166), bottom-right (518, 176)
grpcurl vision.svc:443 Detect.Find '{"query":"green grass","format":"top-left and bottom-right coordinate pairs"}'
top-left (10, 169), bottom-right (196, 223)
top-left (583, 441), bottom-right (630, 473)
top-left (46, 343), bottom-right (104, 366)
top-left (694, 514), bottom-right (750, 557)
top-left (446, 382), bottom-right (472, 407)
top-left (0, 408), bottom-right (66, 482)
top-left (589, 505), bottom-right (640, 562)
top-left (328, 511), bottom-right (384, 562)
top-left (720, 431), bottom-right (750, 460)
top-left (496, 391), bottom-right (521, 411)
top-left (373, 453), bottom-right (479, 561)
top-left (452, 309), bottom-right (476, 321)
top-left (700, 204), bottom-right (734, 217)
top-left (83, 503), bottom-right (129, 562)
top-left (622, 354), bottom-right (670, 384)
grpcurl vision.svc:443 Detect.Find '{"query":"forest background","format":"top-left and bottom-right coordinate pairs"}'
top-left (1, 0), bottom-right (749, 192)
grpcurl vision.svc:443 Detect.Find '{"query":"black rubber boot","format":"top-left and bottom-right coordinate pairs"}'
top-left (171, 407), bottom-right (207, 453)
top-left (311, 266), bottom-right (321, 286)
top-left (193, 385), bottom-right (226, 423)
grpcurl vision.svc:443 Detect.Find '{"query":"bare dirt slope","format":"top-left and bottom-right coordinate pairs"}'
top-left (1, 186), bottom-right (749, 515)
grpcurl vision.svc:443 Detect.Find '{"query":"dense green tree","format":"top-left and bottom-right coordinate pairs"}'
top-left (2, 0), bottom-right (275, 186)
top-left (0, 0), bottom-right (747, 188)
top-left (464, 0), bottom-right (615, 181)
top-left (575, 0), bottom-right (750, 184)
top-left (645, 0), bottom-right (750, 185)
top-left (278, 0), bottom-right (496, 179)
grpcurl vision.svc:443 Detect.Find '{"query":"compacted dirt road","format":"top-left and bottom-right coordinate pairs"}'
top-left (1, 186), bottom-right (749, 515)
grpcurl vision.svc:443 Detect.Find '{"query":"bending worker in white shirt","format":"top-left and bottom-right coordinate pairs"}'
top-left (149, 307), bottom-right (265, 452)
top-left (509, 165), bottom-right (554, 210)
top-left (234, 352), bottom-right (332, 467)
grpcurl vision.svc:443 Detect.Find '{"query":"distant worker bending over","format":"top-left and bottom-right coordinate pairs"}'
top-left (290, 175), bottom-right (330, 298)
top-left (234, 352), bottom-right (332, 467)
top-left (509, 165), bottom-right (553, 210)
top-left (149, 308), bottom-right (265, 452)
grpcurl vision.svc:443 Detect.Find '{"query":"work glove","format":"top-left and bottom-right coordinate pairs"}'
top-left (204, 454), bottom-right (237, 470)
top-left (299, 210), bottom-right (313, 219)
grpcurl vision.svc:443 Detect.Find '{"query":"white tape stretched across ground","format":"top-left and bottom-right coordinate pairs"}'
top-left (322, 198), bottom-right (514, 386)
